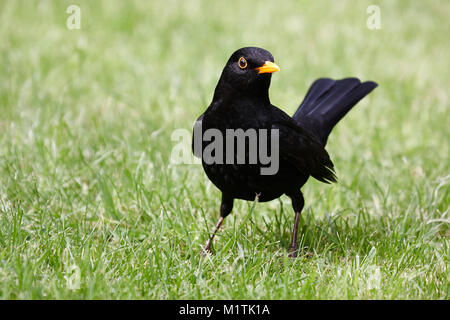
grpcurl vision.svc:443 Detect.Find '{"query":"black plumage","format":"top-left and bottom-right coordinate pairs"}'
top-left (193, 47), bottom-right (377, 257)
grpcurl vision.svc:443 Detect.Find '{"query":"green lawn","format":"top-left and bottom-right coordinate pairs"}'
top-left (0, 0), bottom-right (448, 299)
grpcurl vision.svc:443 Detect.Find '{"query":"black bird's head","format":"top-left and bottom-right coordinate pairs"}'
top-left (214, 47), bottom-right (280, 101)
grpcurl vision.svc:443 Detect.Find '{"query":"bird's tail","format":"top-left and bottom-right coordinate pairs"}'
top-left (293, 78), bottom-right (378, 145)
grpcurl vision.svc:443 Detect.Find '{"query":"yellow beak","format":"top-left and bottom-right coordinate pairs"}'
top-left (255, 61), bottom-right (280, 74)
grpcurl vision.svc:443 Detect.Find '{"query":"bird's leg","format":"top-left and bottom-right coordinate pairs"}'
top-left (201, 194), bottom-right (234, 255)
top-left (288, 211), bottom-right (301, 258)
top-left (202, 216), bottom-right (224, 255)
top-left (288, 192), bottom-right (305, 258)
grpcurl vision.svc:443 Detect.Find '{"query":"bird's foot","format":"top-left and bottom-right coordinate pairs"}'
top-left (201, 243), bottom-right (213, 256)
top-left (201, 249), bottom-right (212, 256)
top-left (288, 245), bottom-right (298, 258)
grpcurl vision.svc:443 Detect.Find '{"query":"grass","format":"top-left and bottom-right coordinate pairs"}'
top-left (0, 0), bottom-right (448, 299)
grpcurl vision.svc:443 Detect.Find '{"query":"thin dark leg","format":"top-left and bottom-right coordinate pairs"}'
top-left (201, 193), bottom-right (234, 255)
top-left (288, 212), bottom-right (301, 258)
top-left (288, 192), bottom-right (304, 258)
top-left (202, 216), bottom-right (224, 255)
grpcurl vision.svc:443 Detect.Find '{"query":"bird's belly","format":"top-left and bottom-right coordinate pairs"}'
top-left (202, 162), bottom-right (306, 202)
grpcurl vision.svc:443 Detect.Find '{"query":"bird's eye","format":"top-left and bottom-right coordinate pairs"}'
top-left (238, 57), bottom-right (247, 69)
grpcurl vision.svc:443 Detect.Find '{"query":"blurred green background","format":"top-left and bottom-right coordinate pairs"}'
top-left (0, 0), bottom-right (448, 299)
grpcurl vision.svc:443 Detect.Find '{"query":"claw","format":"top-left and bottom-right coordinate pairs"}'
top-left (288, 246), bottom-right (298, 258)
top-left (201, 244), bottom-right (213, 256)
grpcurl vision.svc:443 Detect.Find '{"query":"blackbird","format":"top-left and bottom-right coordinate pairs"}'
top-left (193, 47), bottom-right (377, 257)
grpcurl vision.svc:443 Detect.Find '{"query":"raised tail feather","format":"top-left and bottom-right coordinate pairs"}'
top-left (293, 78), bottom-right (378, 145)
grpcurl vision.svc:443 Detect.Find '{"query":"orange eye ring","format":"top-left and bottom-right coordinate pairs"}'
top-left (238, 57), bottom-right (247, 69)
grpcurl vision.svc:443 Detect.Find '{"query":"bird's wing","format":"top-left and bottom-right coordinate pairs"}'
top-left (272, 118), bottom-right (337, 183)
